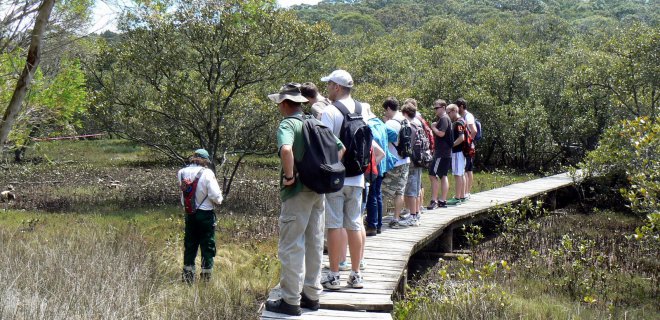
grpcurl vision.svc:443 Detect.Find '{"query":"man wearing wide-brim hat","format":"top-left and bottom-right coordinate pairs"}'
top-left (265, 83), bottom-right (344, 316)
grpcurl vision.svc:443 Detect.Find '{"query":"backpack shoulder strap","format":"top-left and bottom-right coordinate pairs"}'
top-left (194, 168), bottom-right (208, 210)
top-left (333, 100), bottom-right (350, 117)
top-left (194, 168), bottom-right (206, 180)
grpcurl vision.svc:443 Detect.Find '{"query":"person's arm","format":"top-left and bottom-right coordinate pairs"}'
top-left (205, 171), bottom-right (224, 205)
top-left (372, 141), bottom-right (386, 163)
top-left (431, 122), bottom-right (446, 137)
top-left (468, 123), bottom-right (477, 139)
top-left (280, 144), bottom-right (295, 186)
top-left (453, 134), bottom-right (464, 147)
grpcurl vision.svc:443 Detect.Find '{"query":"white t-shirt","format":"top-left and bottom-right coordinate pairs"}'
top-left (384, 111), bottom-right (411, 167)
top-left (320, 96), bottom-right (365, 188)
top-left (463, 111), bottom-right (476, 138)
top-left (177, 164), bottom-right (223, 210)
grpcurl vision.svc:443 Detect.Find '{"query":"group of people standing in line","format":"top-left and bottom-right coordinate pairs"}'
top-left (173, 69), bottom-right (479, 316)
top-left (264, 69), bottom-right (479, 316)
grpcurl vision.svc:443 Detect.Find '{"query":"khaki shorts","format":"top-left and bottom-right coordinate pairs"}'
top-left (325, 186), bottom-right (363, 230)
top-left (382, 164), bottom-right (409, 197)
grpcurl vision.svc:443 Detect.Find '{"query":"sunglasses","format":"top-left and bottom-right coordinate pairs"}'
top-left (434, 106), bottom-right (444, 110)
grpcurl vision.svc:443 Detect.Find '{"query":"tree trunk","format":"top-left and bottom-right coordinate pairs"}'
top-left (0, 0), bottom-right (56, 147)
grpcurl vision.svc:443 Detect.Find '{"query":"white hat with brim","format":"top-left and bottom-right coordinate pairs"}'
top-left (268, 83), bottom-right (309, 104)
top-left (320, 69), bottom-right (354, 88)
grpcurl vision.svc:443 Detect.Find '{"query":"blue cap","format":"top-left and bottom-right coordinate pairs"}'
top-left (194, 149), bottom-right (210, 159)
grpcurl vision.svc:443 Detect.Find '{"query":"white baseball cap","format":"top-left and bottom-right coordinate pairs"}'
top-left (320, 69), bottom-right (354, 88)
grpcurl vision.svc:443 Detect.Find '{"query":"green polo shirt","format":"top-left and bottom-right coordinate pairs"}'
top-left (277, 112), bottom-right (343, 202)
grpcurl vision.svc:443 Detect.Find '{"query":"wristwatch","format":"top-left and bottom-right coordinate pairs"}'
top-left (284, 175), bottom-right (295, 181)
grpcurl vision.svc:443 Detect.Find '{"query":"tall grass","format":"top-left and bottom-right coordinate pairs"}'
top-left (0, 212), bottom-right (279, 319)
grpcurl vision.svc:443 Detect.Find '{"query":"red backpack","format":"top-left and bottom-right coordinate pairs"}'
top-left (416, 114), bottom-right (435, 154)
top-left (462, 123), bottom-right (475, 158)
top-left (180, 169), bottom-right (207, 214)
top-left (364, 146), bottom-right (378, 183)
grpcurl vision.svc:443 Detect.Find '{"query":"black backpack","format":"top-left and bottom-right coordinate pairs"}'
top-left (395, 118), bottom-right (413, 158)
top-left (289, 114), bottom-right (345, 194)
top-left (410, 121), bottom-right (433, 167)
top-left (333, 101), bottom-right (373, 177)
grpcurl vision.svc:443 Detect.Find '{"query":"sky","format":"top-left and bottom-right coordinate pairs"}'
top-left (90, 0), bottom-right (322, 33)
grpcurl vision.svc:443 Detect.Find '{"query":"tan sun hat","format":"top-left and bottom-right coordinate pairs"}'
top-left (268, 83), bottom-right (309, 104)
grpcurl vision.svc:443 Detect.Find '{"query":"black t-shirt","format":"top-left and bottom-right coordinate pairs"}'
top-left (452, 119), bottom-right (466, 153)
top-left (435, 115), bottom-right (453, 158)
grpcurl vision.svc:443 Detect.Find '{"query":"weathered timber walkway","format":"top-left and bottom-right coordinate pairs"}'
top-left (261, 172), bottom-right (577, 319)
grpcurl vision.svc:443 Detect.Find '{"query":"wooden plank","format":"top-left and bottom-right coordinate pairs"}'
top-left (262, 309), bottom-right (393, 320)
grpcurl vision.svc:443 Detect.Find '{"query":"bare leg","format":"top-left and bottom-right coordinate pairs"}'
top-left (327, 228), bottom-right (344, 273)
top-left (430, 175), bottom-right (439, 202)
top-left (346, 230), bottom-right (363, 272)
top-left (440, 175), bottom-right (449, 201)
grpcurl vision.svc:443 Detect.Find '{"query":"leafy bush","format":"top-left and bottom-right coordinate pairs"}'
top-left (579, 117), bottom-right (659, 216)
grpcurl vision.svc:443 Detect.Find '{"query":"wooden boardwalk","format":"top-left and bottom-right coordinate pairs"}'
top-left (260, 172), bottom-right (576, 319)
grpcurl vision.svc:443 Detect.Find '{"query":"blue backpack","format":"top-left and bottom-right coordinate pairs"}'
top-left (474, 118), bottom-right (483, 142)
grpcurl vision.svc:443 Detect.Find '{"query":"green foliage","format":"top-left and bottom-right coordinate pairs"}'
top-left (395, 257), bottom-right (511, 320)
top-left (92, 0), bottom-right (333, 171)
top-left (580, 117), bottom-right (660, 216)
top-left (400, 207), bottom-right (660, 319)
top-left (0, 53), bottom-right (88, 147)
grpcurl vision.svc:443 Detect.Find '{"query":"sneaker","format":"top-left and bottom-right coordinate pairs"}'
top-left (389, 219), bottom-right (408, 229)
top-left (321, 273), bottom-right (341, 290)
top-left (446, 198), bottom-right (461, 206)
top-left (366, 227), bottom-right (377, 237)
top-left (265, 298), bottom-right (302, 316)
top-left (360, 259), bottom-right (366, 270)
top-left (427, 200), bottom-right (438, 210)
top-left (465, 193), bottom-right (471, 200)
top-left (460, 197), bottom-right (467, 203)
top-left (300, 292), bottom-right (320, 311)
top-left (402, 215), bottom-right (419, 226)
top-left (398, 217), bottom-right (412, 226)
top-left (437, 200), bottom-right (447, 208)
top-left (347, 272), bottom-right (364, 289)
top-left (338, 261), bottom-right (351, 271)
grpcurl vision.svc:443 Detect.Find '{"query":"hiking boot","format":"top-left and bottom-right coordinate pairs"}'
top-left (376, 228), bottom-right (382, 234)
top-left (446, 198), bottom-right (461, 206)
top-left (427, 200), bottom-right (438, 210)
top-left (338, 261), bottom-right (351, 271)
top-left (265, 298), bottom-right (302, 316)
top-left (347, 272), bottom-right (364, 289)
top-left (199, 272), bottom-right (211, 283)
top-left (366, 227), bottom-right (377, 237)
top-left (300, 292), bottom-right (320, 311)
top-left (182, 269), bottom-right (194, 284)
top-left (321, 273), bottom-right (341, 290)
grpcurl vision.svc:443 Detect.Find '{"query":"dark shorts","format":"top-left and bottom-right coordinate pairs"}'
top-left (465, 156), bottom-right (474, 172)
top-left (429, 157), bottom-right (451, 177)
